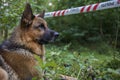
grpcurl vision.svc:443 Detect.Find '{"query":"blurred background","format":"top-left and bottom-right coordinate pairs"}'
top-left (0, 0), bottom-right (120, 80)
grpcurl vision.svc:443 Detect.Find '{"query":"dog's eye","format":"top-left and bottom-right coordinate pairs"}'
top-left (39, 24), bottom-right (45, 30)
top-left (34, 24), bottom-right (45, 30)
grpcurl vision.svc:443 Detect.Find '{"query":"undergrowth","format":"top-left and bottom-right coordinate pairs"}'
top-left (33, 43), bottom-right (120, 80)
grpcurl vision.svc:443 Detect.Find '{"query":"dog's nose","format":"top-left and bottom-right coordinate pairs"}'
top-left (54, 32), bottom-right (59, 37)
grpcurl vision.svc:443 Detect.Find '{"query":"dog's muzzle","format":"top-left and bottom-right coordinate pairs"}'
top-left (38, 29), bottom-right (59, 44)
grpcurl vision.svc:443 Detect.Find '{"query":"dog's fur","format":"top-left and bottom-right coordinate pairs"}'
top-left (0, 3), bottom-right (59, 80)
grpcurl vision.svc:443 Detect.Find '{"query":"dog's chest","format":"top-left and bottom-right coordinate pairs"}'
top-left (1, 48), bottom-right (39, 80)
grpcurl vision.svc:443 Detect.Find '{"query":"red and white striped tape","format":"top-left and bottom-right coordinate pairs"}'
top-left (43, 0), bottom-right (120, 18)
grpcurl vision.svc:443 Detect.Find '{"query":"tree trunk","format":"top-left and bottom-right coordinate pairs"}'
top-left (4, 27), bottom-right (8, 40)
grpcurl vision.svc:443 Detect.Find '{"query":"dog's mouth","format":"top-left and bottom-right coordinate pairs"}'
top-left (38, 38), bottom-right (54, 44)
top-left (37, 30), bottom-right (59, 44)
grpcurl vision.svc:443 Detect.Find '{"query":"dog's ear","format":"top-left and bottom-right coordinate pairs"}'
top-left (37, 10), bottom-right (45, 18)
top-left (21, 3), bottom-right (35, 28)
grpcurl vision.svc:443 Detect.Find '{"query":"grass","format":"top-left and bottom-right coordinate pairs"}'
top-left (35, 43), bottom-right (120, 80)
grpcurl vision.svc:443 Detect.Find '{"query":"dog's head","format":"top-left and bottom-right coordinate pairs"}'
top-left (20, 3), bottom-right (59, 45)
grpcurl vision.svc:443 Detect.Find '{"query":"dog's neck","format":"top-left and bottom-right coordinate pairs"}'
top-left (8, 26), bottom-right (45, 57)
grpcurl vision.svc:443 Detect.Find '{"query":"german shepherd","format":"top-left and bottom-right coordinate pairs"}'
top-left (0, 3), bottom-right (59, 80)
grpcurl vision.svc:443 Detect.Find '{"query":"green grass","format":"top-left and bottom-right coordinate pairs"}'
top-left (35, 43), bottom-right (120, 80)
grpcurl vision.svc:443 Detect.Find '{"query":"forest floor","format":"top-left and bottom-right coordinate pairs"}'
top-left (36, 43), bottom-right (120, 80)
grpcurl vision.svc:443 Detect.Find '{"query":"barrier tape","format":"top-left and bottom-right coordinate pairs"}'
top-left (44, 0), bottom-right (120, 18)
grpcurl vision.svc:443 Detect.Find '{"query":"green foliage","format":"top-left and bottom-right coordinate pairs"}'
top-left (106, 59), bottom-right (120, 69)
top-left (34, 43), bottom-right (120, 80)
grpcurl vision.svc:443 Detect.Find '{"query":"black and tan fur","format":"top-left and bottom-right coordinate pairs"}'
top-left (0, 3), bottom-right (59, 80)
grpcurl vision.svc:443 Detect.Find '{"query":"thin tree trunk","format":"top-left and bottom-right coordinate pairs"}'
top-left (114, 26), bottom-right (119, 49)
top-left (4, 27), bottom-right (8, 40)
top-left (100, 23), bottom-right (104, 38)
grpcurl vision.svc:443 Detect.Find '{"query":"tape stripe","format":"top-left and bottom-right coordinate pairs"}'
top-left (62, 10), bottom-right (66, 16)
top-left (93, 3), bottom-right (99, 11)
top-left (53, 11), bottom-right (56, 16)
top-left (118, 0), bottom-right (120, 4)
top-left (87, 5), bottom-right (92, 12)
top-left (57, 11), bottom-right (61, 16)
top-left (80, 6), bottom-right (85, 13)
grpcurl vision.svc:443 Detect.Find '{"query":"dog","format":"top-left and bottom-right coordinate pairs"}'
top-left (0, 3), bottom-right (59, 80)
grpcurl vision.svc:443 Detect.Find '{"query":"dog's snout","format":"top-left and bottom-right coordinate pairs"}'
top-left (54, 32), bottom-right (59, 37)
top-left (39, 29), bottom-right (59, 44)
